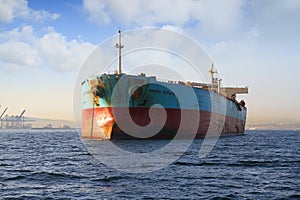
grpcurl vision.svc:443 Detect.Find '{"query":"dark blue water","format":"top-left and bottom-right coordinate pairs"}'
top-left (0, 129), bottom-right (299, 199)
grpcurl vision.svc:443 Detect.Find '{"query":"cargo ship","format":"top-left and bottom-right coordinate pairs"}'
top-left (81, 31), bottom-right (248, 139)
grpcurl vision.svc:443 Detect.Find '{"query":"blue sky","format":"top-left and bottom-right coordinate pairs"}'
top-left (0, 0), bottom-right (299, 124)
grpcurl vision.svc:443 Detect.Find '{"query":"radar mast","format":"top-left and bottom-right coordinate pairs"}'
top-left (209, 62), bottom-right (217, 84)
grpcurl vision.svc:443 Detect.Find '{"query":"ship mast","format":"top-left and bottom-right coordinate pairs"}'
top-left (115, 30), bottom-right (124, 74)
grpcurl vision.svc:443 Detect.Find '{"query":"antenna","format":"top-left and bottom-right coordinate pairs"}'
top-left (115, 29), bottom-right (124, 74)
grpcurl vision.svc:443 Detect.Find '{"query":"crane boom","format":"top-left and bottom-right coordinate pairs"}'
top-left (18, 110), bottom-right (26, 119)
top-left (0, 107), bottom-right (8, 119)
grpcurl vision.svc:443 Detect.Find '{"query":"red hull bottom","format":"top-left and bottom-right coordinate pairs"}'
top-left (82, 107), bottom-right (245, 140)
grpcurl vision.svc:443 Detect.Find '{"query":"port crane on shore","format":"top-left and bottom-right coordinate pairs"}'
top-left (0, 105), bottom-right (35, 129)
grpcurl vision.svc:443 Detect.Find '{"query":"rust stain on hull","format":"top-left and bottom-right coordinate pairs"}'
top-left (82, 108), bottom-right (114, 139)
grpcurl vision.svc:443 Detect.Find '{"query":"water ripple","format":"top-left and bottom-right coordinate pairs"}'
top-left (0, 129), bottom-right (299, 199)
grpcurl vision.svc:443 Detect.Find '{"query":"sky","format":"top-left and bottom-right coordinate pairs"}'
top-left (0, 0), bottom-right (299, 124)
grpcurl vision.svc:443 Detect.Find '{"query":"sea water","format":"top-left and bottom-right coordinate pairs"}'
top-left (0, 129), bottom-right (299, 199)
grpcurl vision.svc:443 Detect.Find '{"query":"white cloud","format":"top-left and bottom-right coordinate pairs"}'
top-left (37, 27), bottom-right (96, 71)
top-left (0, 25), bottom-right (96, 72)
top-left (104, 0), bottom-right (192, 26)
top-left (82, 0), bottom-right (300, 44)
top-left (161, 25), bottom-right (183, 33)
top-left (0, 41), bottom-right (41, 67)
top-left (0, 0), bottom-right (60, 23)
top-left (249, 0), bottom-right (300, 50)
top-left (82, 0), bottom-right (245, 39)
top-left (31, 9), bottom-right (60, 22)
top-left (0, 25), bottom-right (34, 42)
top-left (83, 0), bottom-right (111, 24)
